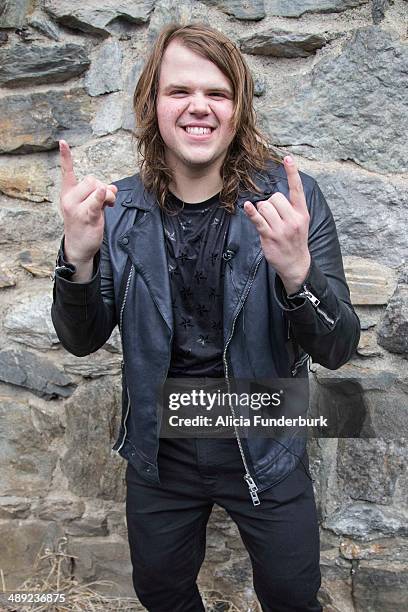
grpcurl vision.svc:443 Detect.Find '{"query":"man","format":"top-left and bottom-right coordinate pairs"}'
top-left (51, 23), bottom-right (360, 612)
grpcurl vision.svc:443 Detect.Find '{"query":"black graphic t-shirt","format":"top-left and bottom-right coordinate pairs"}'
top-left (161, 191), bottom-right (231, 378)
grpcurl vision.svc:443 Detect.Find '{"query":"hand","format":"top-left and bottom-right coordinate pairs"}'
top-left (243, 155), bottom-right (311, 295)
top-left (59, 140), bottom-right (118, 265)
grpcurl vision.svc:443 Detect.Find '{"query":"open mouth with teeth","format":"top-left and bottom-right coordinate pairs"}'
top-left (182, 126), bottom-right (215, 137)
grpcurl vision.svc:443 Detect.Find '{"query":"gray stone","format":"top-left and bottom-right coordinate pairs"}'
top-left (343, 257), bottom-right (397, 305)
top-left (352, 560), bottom-right (408, 611)
top-left (377, 284), bottom-right (408, 355)
top-left (325, 502), bottom-right (408, 538)
top-left (0, 31), bottom-right (8, 44)
top-left (266, 0), bottom-right (368, 17)
top-left (253, 73), bottom-right (266, 97)
top-left (122, 59), bottom-right (144, 132)
top-left (0, 0), bottom-right (31, 28)
top-left (0, 520), bottom-right (64, 590)
top-left (339, 536), bottom-right (408, 562)
top-left (44, 0), bottom-right (155, 36)
top-left (372, 0), bottom-right (393, 24)
top-left (0, 44), bottom-right (90, 88)
top-left (4, 293), bottom-right (59, 350)
top-left (337, 439), bottom-right (405, 504)
top-left (29, 11), bottom-right (60, 40)
top-left (72, 137), bottom-right (138, 186)
top-left (311, 363), bottom-right (408, 440)
top-left (61, 378), bottom-right (125, 500)
top-left (354, 306), bottom-right (382, 331)
top-left (240, 29), bottom-right (330, 58)
top-left (0, 496), bottom-right (31, 519)
top-left (0, 349), bottom-right (76, 399)
top-left (0, 88), bottom-right (93, 154)
top-left (211, 556), bottom-right (258, 611)
top-left (147, 0), bottom-right (202, 46)
top-left (261, 27), bottom-right (408, 174)
top-left (356, 329), bottom-right (383, 357)
top-left (200, 0), bottom-right (265, 20)
top-left (17, 248), bottom-right (56, 279)
top-left (62, 352), bottom-right (121, 378)
top-left (0, 397), bottom-right (61, 497)
top-left (85, 40), bottom-right (122, 96)
top-left (0, 158), bottom-right (53, 202)
top-left (92, 92), bottom-right (123, 136)
top-left (32, 497), bottom-right (86, 522)
top-left (66, 535), bottom-right (134, 598)
top-left (310, 169), bottom-right (407, 268)
top-left (103, 326), bottom-right (122, 353)
top-left (0, 268), bottom-right (15, 288)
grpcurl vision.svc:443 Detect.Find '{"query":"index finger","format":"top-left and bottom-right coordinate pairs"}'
top-left (283, 156), bottom-right (307, 211)
top-left (59, 140), bottom-right (77, 192)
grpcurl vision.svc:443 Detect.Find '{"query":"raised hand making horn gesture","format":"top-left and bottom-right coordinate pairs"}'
top-left (244, 155), bottom-right (311, 295)
top-left (58, 140), bottom-right (118, 282)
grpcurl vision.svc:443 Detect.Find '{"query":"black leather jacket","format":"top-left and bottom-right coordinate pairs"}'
top-left (51, 160), bottom-right (360, 505)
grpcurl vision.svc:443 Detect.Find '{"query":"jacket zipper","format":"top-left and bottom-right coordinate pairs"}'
top-left (113, 265), bottom-right (134, 454)
top-left (296, 286), bottom-right (335, 328)
top-left (223, 253), bottom-right (263, 506)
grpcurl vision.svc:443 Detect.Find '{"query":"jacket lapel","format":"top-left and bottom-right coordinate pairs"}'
top-left (223, 195), bottom-right (263, 340)
top-left (119, 187), bottom-right (173, 333)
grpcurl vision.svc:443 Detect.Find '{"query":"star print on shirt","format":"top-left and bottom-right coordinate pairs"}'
top-left (196, 334), bottom-right (210, 346)
top-left (210, 252), bottom-right (219, 266)
top-left (180, 286), bottom-right (193, 301)
top-left (179, 317), bottom-right (193, 330)
top-left (164, 228), bottom-right (176, 241)
top-left (194, 270), bottom-right (207, 284)
top-left (177, 250), bottom-right (189, 265)
top-left (196, 304), bottom-right (210, 317)
top-left (212, 321), bottom-right (222, 331)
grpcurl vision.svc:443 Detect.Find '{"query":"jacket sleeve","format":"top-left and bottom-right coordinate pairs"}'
top-left (274, 180), bottom-right (361, 370)
top-left (50, 230), bottom-right (117, 357)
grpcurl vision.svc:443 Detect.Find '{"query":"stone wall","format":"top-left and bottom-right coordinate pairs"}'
top-left (0, 1), bottom-right (407, 610)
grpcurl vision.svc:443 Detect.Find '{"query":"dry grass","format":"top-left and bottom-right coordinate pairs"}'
top-left (0, 537), bottom-right (142, 611)
top-left (0, 537), bottom-right (247, 611)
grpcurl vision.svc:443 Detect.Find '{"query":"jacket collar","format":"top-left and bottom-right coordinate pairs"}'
top-left (118, 164), bottom-right (282, 335)
top-left (119, 163), bottom-right (282, 211)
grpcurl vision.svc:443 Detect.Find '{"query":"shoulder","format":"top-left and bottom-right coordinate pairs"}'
top-left (111, 172), bottom-right (142, 192)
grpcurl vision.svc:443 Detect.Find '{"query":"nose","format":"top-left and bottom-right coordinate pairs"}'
top-left (187, 93), bottom-right (210, 114)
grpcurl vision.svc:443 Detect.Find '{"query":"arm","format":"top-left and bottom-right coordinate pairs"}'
top-left (274, 181), bottom-right (361, 369)
top-left (51, 227), bottom-right (117, 357)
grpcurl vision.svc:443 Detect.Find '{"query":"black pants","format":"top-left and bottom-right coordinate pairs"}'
top-left (125, 437), bottom-right (323, 612)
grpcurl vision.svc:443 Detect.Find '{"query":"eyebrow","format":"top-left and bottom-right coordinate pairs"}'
top-left (163, 83), bottom-right (233, 95)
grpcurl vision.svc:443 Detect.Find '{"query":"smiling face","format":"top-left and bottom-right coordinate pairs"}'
top-left (156, 39), bottom-right (236, 175)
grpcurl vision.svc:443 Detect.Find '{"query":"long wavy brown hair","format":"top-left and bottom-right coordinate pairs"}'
top-left (133, 22), bottom-right (283, 213)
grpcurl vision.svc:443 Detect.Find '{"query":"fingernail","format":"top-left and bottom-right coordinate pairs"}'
top-left (284, 155), bottom-right (293, 165)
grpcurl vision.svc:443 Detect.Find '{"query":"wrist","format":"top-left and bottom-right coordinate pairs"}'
top-left (63, 240), bottom-right (94, 268)
top-left (278, 254), bottom-right (311, 296)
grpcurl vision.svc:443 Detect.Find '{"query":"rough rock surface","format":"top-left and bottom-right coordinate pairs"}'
top-left (262, 27), bottom-right (408, 174)
top-left (240, 29), bottom-right (331, 58)
top-left (0, 44), bottom-right (90, 87)
top-left (0, 88), bottom-right (93, 154)
top-left (44, 0), bottom-right (155, 36)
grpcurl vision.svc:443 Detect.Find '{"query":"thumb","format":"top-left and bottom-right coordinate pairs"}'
top-left (87, 185), bottom-right (107, 220)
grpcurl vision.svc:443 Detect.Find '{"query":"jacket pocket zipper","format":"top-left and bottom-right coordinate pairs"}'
top-left (291, 352), bottom-right (310, 377)
top-left (296, 286), bottom-right (336, 328)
